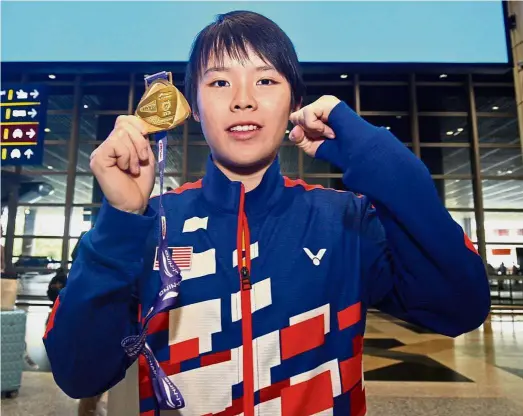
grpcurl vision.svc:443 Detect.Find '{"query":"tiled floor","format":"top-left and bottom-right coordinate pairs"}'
top-left (2, 307), bottom-right (522, 415)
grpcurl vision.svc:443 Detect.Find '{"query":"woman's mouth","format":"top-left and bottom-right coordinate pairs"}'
top-left (227, 123), bottom-right (262, 140)
top-left (229, 124), bottom-right (260, 132)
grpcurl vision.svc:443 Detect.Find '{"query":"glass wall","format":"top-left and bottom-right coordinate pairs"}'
top-left (1, 70), bottom-right (522, 288)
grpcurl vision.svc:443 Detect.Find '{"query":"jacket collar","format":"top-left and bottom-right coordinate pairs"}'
top-left (201, 155), bottom-right (284, 216)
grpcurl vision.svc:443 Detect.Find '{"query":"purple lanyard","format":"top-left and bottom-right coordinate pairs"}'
top-left (121, 72), bottom-right (185, 412)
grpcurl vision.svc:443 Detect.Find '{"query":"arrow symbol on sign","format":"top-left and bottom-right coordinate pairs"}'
top-left (24, 149), bottom-right (34, 159)
top-left (30, 89), bottom-right (39, 99)
top-left (26, 129), bottom-right (36, 139)
top-left (28, 108), bottom-right (37, 118)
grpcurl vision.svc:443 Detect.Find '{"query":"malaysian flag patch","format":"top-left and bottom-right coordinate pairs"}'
top-left (153, 246), bottom-right (193, 271)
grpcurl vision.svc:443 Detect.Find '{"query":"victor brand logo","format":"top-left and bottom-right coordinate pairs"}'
top-left (303, 248), bottom-right (327, 266)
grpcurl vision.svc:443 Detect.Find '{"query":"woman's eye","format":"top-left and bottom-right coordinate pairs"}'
top-left (257, 79), bottom-right (274, 86)
top-left (211, 80), bottom-right (229, 87)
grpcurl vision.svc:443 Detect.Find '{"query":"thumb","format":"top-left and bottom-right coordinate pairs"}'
top-left (288, 125), bottom-right (305, 144)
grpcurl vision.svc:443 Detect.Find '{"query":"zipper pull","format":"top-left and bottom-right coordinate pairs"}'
top-left (240, 266), bottom-right (251, 291)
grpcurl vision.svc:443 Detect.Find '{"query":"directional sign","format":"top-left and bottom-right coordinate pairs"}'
top-left (0, 84), bottom-right (48, 166)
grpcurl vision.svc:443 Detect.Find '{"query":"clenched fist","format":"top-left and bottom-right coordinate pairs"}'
top-left (288, 95), bottom-right (341, 157)
top-left (90, 115), bottom-right (155, 215)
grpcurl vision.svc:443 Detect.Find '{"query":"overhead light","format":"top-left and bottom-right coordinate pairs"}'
top-left (340, 74), bottom-right (348, 79)
top-left (492, 106), bottom-right (499, 110)
top-left (24, 209), bottom-right (31, 215)
top-left (285, 129), bottom-right (290, 134)
top-left (457, 128), bottom-right (464, 132)
top-left (385, 126), bottom-right (391, 130)
top-left (47, 165), bottom-right (54, 170)
top-left (446, 131), bottom-right (454, 135)
top-left (44, 128), bottom-right (51, 133)
top-left (83, 104), bottom-right (89, 109)
top-left (396, 116), bottom-right (402, 119)
top-left (498, 169), bottom-right (514, 175)
top-left (439, 74), bottom-right (447, 79)
top-left (48, 74), bottom-right (56, 79)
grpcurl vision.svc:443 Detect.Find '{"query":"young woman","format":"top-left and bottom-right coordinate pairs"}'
top-left (44, 10), bottom-right (490, 416)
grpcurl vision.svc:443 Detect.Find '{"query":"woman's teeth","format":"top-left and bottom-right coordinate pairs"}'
top-left (230, 125), bottom-right (259, 132)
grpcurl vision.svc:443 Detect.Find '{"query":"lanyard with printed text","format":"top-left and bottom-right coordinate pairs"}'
top-left (121, 71), bottom-right (191, 412)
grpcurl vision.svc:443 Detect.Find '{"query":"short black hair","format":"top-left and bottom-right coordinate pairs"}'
top-left (184, 10), bottom-right (305, 114)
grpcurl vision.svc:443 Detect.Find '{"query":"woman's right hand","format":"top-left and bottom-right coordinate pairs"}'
top-left (89, 115), bottom-right (155, 215)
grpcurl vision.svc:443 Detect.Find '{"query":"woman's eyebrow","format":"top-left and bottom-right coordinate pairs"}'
top-left (203, 65), bottom-right (276, 76)
top-left (203, 66), bottom-right (230, 76)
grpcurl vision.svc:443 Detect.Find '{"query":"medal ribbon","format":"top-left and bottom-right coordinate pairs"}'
top-left (121, 71), bottom-right (185, 412)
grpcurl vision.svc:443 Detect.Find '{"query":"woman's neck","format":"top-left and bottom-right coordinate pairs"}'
top-left (213, 156), bottom-right (274, 192)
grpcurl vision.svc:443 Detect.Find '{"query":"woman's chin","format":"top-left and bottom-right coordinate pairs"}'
top-left (215, 150), bottom-right (277, 173)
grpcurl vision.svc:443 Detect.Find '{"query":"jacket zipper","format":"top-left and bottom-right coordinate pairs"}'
top-left (236, 184), bottom-right (254, 416)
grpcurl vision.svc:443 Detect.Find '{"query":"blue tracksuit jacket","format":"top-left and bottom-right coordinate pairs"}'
top-left (43, 101), bottom-right (490, 416)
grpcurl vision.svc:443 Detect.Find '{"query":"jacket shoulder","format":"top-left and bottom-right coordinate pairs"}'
top-left (283, 176), bottom-right (365, 202)
top-left (283, 177), bottom-right (373, 228)
top-left (169, 179), bottom-right (204, 195)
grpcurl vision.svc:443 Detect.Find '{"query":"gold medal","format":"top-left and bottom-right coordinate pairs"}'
top-left (135, 72), bottom-right (191, 134)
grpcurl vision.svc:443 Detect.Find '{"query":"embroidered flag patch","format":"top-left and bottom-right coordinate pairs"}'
top-left (154, 246), bottom-right (193, 271)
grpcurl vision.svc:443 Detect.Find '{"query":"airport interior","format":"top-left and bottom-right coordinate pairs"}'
top-left (1, 1), bottom-right (523, 416)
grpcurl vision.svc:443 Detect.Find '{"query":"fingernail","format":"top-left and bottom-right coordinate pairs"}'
top-left (326, 132), bottom-right (335, 139)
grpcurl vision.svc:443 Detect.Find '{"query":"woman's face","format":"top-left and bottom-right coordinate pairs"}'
top-left (195, 47), bottom-right (294, 172)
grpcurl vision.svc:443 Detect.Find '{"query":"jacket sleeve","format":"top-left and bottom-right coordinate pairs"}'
top-left (316, 101), bottom-right (491, 337)
top-left (43, 200), bottom-right (156, 398)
